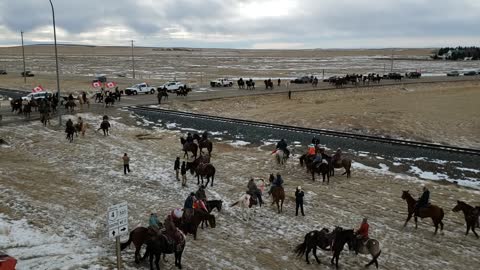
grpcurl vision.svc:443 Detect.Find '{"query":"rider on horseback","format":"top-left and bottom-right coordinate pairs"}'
top-left (247, 178), bottom-right (263, 206)
top-left (332, 148), bottom-right (342, 165)
top-left (148, 213), bottom-right (161, 235)
top-left (307, 144), bottom-right (316, 156)
top-left (354, 217), bottom-right (369, 252)
top-left (415, 185), bottom-right (430, 217)
top-left (312, 136), bottom-right (320, 146)
top-left (183, 192), bottom-right (196, 222)
top-left (276, 139), bottom-right (290, 158)
top-left (268, 173), bottom-right (284, 195)
top-left (201, 131), bottom-right (208, 141)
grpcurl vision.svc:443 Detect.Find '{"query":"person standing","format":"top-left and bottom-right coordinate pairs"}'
top-left (288, 90), bottom-right (292, 100)
top-left (181, 161), bottom-right (187, 187)
top-left (123, 153), bottom-right (131, 175)
top-left (295, 186), bottom-right (305, 216)
top-left (174, 157), bottom-right (180, 181)
top-left (277, 78), bottom-right (281, 87)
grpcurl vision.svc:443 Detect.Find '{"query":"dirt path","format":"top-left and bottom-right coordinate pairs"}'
top-left (1, 112), bottom-right (480, 269)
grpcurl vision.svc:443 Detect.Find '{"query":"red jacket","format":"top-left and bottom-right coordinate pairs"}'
top-left (357, 223), bottom-right (369, 238)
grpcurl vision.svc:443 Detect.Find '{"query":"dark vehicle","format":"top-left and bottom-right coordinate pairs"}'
top-left (405, 71), bottom-right (421, 79)
top-left (21, 71), bottom-right (34, 77)
top-left (93, 75), bottom-right (107, 83)
top-left (0, 69), bottom-right (7, 75)
top-left (446, 71), bottom-right (460, 77)
top-left (290, 76), bottom-right (311, 84)
top-left (463, 70), bottom-right (478, 76)
top-left (323, 76), bottom-right (337, 83)
top-left (383, 72), bottom-right (403, 80)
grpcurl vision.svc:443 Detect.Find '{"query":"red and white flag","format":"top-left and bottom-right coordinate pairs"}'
top-left (92, 81), bottom-right (102, 88)
top-left (106, 82), bottom-right (116, 88)
top-left (32, 85), bottom-right (44, 93)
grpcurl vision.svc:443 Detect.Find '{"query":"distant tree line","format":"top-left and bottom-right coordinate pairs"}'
top-left (432, 46), bottom-right (480, 60)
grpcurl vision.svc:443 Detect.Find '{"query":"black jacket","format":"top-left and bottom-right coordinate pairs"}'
top-left (295, 190), bottom-right (304, 203)
top-left (174, 159), bottom-right (180, 170)
top-left (181, 164), bottom-right (187, 175)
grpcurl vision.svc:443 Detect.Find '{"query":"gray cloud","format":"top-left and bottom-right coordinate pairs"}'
top-left (0, 0), bottom-right (479, 48)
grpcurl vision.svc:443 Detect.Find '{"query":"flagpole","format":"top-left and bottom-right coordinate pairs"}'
top-left (131, 40), bottom-right (135, 79)
top-left (21, 31), bottom-right (26, 84)
top-left (49, 0), bottom-right (61, 126)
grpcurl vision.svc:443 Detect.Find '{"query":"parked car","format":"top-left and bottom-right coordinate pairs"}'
top-left (210, 78), bottom-right (234, 87)
top-left (323, 76), bottom-right (337, 83)
top-left (124, 83), bottom-right (156, 95)
top-left (0, 69), bottom-right (7, 75)
top-left (291, 76), bottom-right (311, 84)
top-left (92, 75), bottom-right (107, 83)
top-left (21, 91), bottom-right (52, 101)
top-left (446, 71), bottom-right (460, 76)
top-left (405, 71), bottom-right (421, 79)
top-left (21, 71), bottom-right (34, 77)
top-left (159, 81), bottom-right (187, 93)
top-left (383, 72), bottom-right (403, 80)
top-left (463, 70), bottom-right (478, 76)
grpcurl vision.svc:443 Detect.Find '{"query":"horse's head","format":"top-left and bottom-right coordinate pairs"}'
top-left (216, 200), bottom-right (223, 212)
top-left (401, 190), bottom-right (410, 200)
top-left (186, 162), bottom-right (195, 174)
top-left (452, 200), bottom-right (466, 212)
top-left (180, 137), bottom-right (186, 145)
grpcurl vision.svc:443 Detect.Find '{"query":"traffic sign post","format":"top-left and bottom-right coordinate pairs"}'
top-left (107, 202), bottom-right (128, 270)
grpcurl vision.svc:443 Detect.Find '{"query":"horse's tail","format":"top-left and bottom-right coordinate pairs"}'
top-left (294, 241), bottom-right (307, 257)
top-left (120, 231), bottom-right (133, 251)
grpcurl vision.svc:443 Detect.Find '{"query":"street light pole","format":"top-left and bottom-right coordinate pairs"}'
top-left (131, 40), bottom-right (135, 79)
top-left (21, 31), bottom-right (26, 84)
top-left (49, 0), bottom-right (61, 126)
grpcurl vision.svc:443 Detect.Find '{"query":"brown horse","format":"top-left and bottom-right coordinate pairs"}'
top-left (401, 190), bottom-right (444, 234)
top-left (186, 157), bottom-right (216, 187)
top-left (180, 137), bottom-right (198, 158)
top-left (330, 158), bottom-right (352, 178)
top-left (271, 186), bottom-right (285, 213)
top-left (174, 209), bottom-right (216, 240)
top-left (121, 226), bottom-right (163, 263)
top-left (452, 200), bottom-right (480, 239)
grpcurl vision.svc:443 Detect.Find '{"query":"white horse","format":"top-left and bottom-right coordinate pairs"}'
top-left (273, 149), bottom-right (287, 166)
top-left (230, 193), bottom-right (257, 221)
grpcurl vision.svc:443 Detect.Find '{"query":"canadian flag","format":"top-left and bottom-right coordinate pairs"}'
top-left (106, 82), bottom-right (116, 88)
top-left (92, 81), bottom-right (102, 88)
top-left (32, 85), bottom-right (44, 93)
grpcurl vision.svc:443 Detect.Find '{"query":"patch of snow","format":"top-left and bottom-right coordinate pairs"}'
top-left (228, 140), bottom-right (251, 147)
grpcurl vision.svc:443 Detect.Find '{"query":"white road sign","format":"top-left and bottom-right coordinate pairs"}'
top-left (107, 202), bottom-right (128, 239)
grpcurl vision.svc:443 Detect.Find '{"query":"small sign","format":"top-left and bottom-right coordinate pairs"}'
top-left (107, 202), bottom-right (128, 239)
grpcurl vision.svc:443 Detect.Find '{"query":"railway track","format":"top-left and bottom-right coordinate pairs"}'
top-left (131, 106), bottom-right (480, 157)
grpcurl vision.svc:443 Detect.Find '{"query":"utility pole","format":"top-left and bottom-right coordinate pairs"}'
top-left (49, 0), bottom-right (61, 126)
top-left (21, 31), bottom-right (26, 84)
top-left (131, 40), bottom-right (135, 79)
top-left (390, 49), bottom-right (394, 72)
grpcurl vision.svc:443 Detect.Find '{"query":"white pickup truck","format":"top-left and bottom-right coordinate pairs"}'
top-left (125, 83), bottom-right (156, 95)
top-left (210, 78), bottom-right (234, 87)
top-left (159, 81), bottom-right (186, 93)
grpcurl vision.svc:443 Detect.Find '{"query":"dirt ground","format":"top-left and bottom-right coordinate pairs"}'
top-left (162, 81), bottom-right (480, 149)
top-left (1, 111), bottom-right (480, 269)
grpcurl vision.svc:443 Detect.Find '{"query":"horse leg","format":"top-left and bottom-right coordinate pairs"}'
top-left (276, 200), bottom-right (280, 213)
top-left (472, 225), bottom-right (479, 239)
top-left (197, 174), bottom-right (200, 185)
top-left (305, 247), bottom-right (311, 264)
top-left (205, 176), bottom-right (210, 187)
top-left (466, 223), bottom-right (471, 235)
top-left (414, 216), bottom-right (418, 229)
top-left (155, 253), bottom-right (160, 270)
top-left (404, 212), bottom-right (413, 227)
top-left (313, 246), bottom-right (321, 264)
top-left (149, 251), bottom-right (154, 270)
top-left (281, 199), bottom-right (284, 213)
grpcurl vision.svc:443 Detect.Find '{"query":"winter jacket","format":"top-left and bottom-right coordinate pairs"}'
top-left (181, 164), bottom-right (187, 175)
top-left (184, 195), bottom-right (194, 209)
top-left (149, 215), bottom-right (160, 227)
top-left (276, 140), bottom-right (287, 150)
top-left (273, 176), bottom-right (283, 187)
top-left (417, 190), bottom-right (430, 207)
top-left (295, 190), bottom-right (304, 203)
top-left (357, 223), bottom-right (369, 239)
top-left (174, 159), bottom-right (180, 170)
top-left (122, 156), bottom-right (130, 165)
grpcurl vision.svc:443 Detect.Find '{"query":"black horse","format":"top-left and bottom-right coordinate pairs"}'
top-left (264, 79), bottom-right (274, 90)
top-left (246, 79), bottom-right (255, 90)
top-left (145, 233), bottom-right (186, 270)
top-left (294, 228), bottom-right (334, 264)
top-left (98, 120), bottom-right (111, 136)
top-left (330, 229), bottom-right (355, 269)
top-left (237, 78), bottom-right (245, 89)
top-left (299, 154), bottom-right (330, 183)
top-left (105, 95), bottom-right (115, 107)
top-left (180, 137), bottom-right (198, 158)
top-left (206, 200), bottom-right (223, 213)
top-left (193, 134), bottom-right (213, 156)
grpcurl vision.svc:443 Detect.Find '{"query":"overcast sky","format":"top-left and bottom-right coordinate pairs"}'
top-left (1, 0), bottom-right (479, 49)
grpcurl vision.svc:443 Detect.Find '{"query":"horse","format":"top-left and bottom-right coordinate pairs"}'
top-left (273, 149), bottom-right (287, 166)
top-left (186, 157), bottom-right (216, 187)
top-left (145, 232), bottom-right (186, 270)
top-left (22, 103), bottom-right (31, 118)
top-left (104, 95), bottom-right (115, 107)
top-left (331, 229), bottom-right (381, 269)
top-left (271, 186), bottom-right (285, 213)
top-left (330, 157), bottom-right (352, 178)
top-left (175, 209), bottom-right (216, 240)
top-left (294, 228), bottom-right (334, 264)
top-left (65, 100), bottom-right (76, 113)
top-left (40, 112), bottom-right (50, 126)
top-left (237, 78), bottom-right (245, 89)
top-left (97, 120), bottom-right (111, 136)
top-left (75, 122), bottom-right (88, 137)
top-left (299, 154), bottom-right (330, 183)
top-left (246, 80), bottom-right (255, 90)
top-left (452, 200), bottom-right (480, 238)
top-left (264, 79), bottom-right (274, 90)
top-left (401, 190), bottom-right (444, 234)
top-left (180, 137), bottom-right (198, 158)
top-left (230, 193), bottom-right (258, 220)
top-left (206, 200), bottom-right (223, 213)
top-left (193, 134), bottom-right (213, 155)
top-left (121, 226), bottom-right (164, 264)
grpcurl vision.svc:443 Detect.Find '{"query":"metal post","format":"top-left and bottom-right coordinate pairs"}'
top-left (131, 40), bottom-right (135, 79)
top-left (49, 0), bottom-right (61, 126)
top-left (115, 236), bottom-right (122, 269)
top-left (21, 31), bottom-right (26, 84)
top-left (390, 49), bottom-right (394, 72)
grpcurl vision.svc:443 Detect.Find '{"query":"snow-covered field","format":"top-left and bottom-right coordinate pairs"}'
top-left (1, 111), bottom-right (480, 269)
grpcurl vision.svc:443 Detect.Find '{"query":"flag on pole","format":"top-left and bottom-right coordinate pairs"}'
top-left (92, 81), bottom-right (102, 88)
top-left (32, 85), bottom-right (44, 93)
top-left (106, 82), bottom-right (116, 88)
